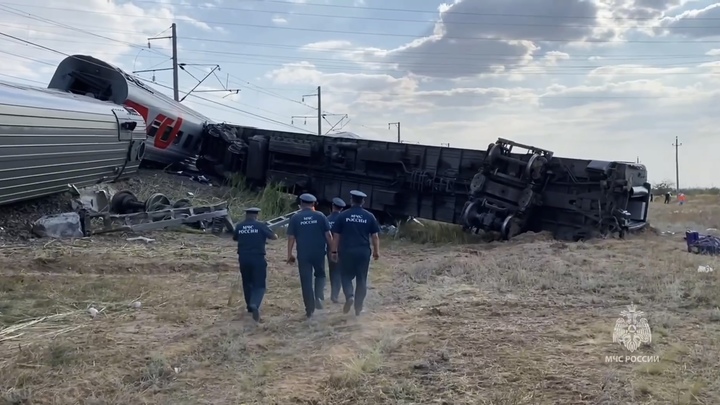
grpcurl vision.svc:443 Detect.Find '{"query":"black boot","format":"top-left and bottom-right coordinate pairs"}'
top-left (343, 297), bottom-right (354, 314)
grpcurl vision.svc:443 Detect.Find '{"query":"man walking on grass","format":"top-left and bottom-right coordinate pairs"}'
top-left (233, 207), bottom-right (278, 322)
top-left (287, 193), bottom-right (333, 318)
top-left (326, 197), bottom-right (346, 303)
top-left (329, 190), bottom-right (380, 317)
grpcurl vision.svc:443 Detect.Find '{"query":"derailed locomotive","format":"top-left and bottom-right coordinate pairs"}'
top-left (197, 123), bottom-right (650, 241)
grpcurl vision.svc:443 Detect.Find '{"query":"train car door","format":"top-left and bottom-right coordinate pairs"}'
top-left (111, 107), bottom-right (147, 141)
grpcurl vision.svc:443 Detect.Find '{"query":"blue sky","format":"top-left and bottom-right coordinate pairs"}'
top-left (1, 0), bottom-right (719, 186)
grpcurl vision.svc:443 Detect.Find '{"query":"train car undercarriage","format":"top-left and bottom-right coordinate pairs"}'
top-left (196, 124), bottom-right (651, 241)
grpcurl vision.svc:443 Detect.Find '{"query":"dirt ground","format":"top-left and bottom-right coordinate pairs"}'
top-left (1, 175), bottom-right (719, 405)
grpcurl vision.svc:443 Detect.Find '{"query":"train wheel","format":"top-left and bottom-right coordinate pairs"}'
top-left (500, 215), bottom-right (523, 240)
top-left (110, 190), bottom-right (139, 214)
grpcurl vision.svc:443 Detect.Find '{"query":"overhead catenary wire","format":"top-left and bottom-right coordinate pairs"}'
top-left (3, 4), bottom-right (711, 146)
top-left (3, 21), bottom-right (719, 62)
top-left (3, 33), bottom-right (719, 78)
top-left (0, 5), bottom-right (352, 119)
top-left (0, 9), bottom-right (330, 126)
top-left (0, 4), bottom-right (717, 111)
top-left (8, 0), bottom-right (720, 24)
top-left (0, 35), bottom-right (714, 101)
top-left (3, 3), bottom-right (720, 43)
top-left (0, 31), bottom-right (316, 133)
top-left (2, 18), bottom-right (718, 74)
top-left (0, 5), bottom-right (322, 112)
top-left (8, 32), bottom-right (720, 67)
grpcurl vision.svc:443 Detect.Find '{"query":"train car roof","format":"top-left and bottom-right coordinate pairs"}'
top-left (329, 131), bottom-right (362, 139)
top-left (49, 55), bottom-right (213, 124)
top-left (0, 79), bottom-right (128, 115)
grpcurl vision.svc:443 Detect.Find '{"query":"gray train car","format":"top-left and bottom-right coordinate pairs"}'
top-left (0, 80), bottom-right (146, 205)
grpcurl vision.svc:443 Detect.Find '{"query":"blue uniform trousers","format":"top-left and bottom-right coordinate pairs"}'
top-left (238, 255), bottom-right (267, 312)
top-left (328, 258), bottom-right (342, 302)
top-left (339, 250), bottom-right (371, 312)
top-left (297, 254), bottom-right (326, 313)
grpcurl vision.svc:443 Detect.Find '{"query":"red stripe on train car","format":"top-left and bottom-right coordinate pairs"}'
top-left (124, 100), bottom-right (149, 122)
top-left (154, 116), bottom-right (184, 149)
top-left (153, 117), bottom-right (175, 149)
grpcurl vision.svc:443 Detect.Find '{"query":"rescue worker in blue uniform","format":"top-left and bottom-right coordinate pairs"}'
top-left (232, 207), bottom-right (278, 322)
top-left (286, 193), bottom-right (333, 318)
top-left (326, 197), bottom-right (346, 303)
top-left (329, 190), bottom-right (380, 316)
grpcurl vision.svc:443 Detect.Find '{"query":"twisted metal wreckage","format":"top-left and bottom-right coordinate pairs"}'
top-left (2, 55), bottom-right (652, 241)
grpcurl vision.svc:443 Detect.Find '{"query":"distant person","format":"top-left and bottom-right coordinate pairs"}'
top-left (650, 193), bottom-right (654, 202)
top-left (233, 207), bottom-right (278, 322)
top-left (678, 193), bottom-right (687, 205)
top-left (286, 193), bottom-right (333, 318)
top-left (326, 197), bottom-right (346, 303)
top-left (664, 192), bottom-right (671, 204)
top-left (330, 190), bottom-right (380, 316)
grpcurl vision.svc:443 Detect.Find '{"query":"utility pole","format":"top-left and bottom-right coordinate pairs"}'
top-left (388, 122), bottom-right (400, 142)
top-left (146, 24), bottom-right (179, 101)
top-left (317, 86), bottom-right (321, 136)
top-left (171, 23), bottom-right (179, 101)
top-left (292, 86), bottom-right (349, 135)
top-left (672, 136), bottom-right (682, 191)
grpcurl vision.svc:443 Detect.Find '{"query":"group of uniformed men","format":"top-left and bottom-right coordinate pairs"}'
top-left (232, 190), bottom-right (381, 322)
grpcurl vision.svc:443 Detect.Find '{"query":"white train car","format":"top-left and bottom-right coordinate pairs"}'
top-left (0, 80), bottom-right (146, 205)
top-left (48, 55), bottom-right (211, 166)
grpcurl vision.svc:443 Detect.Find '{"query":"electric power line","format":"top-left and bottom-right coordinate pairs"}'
top-left (3, 3), bottom-right (720, 43)
top-left (11, 0), bottom-right (720, 22)
top-left (4, 21), bottom-right (720, 62)
top-left (3, 1), bottom-right (713, 30)
top-left (8, 31), bottom-right (719, 66)
top-left (0, 7), bottom-right (368, 120)
top-left (3, 33), bottom-right (719, 78)
top-left (0, 30), bottom-right (316, 133)
top-left (1, 37), bottom-right (715, 101)
top-left (1, 5), bottom-right (719, 112)
top-left (0, 9), bottom-right (326, 116)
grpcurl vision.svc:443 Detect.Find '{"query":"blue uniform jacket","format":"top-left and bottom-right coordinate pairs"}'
top-left (233, 219), bottom-right (275, 257)
top-left (330, 206), bottom-right (380, 254)
top-left (287, 208), bottom-right (331, 259)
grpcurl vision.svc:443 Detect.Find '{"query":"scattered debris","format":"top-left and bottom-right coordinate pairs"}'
top-left (88, 308), bottom-right (99, 318)
top-left (69, 184), bottom-right (114, 213)
top-left (30, 185), bottom-right (236, 238)
top-left (265, 210), bottom-right (301, 230)
top-left (31, 212), bottom-right (84, 238)
top-left (129, 301), bottom-right (142, 309)
top-left (127, 236), bottom-right (155, 243)
top-left (381, 225), bottom-right (398, 236)
top-left (698, 265), bottom-right (714, 273)
top-left (168, 170), bottom-right (212, 186)
top-left (80, 200), bottom-right (234, 236)
top-left (686, 230), bottom-right (720, 255)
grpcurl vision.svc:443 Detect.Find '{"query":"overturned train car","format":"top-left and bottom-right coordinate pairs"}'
top-left (0, 80), bottom-right (146, 206)
top-left (197, 124), bottom-right (651, 241)
top-left (48, 55), bottom-right (210, 167)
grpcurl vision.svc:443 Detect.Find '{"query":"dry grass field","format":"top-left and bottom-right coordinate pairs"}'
top-left (1, 176), bottom-right (719, 404)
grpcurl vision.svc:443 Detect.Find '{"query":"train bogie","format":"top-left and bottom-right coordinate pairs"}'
top-left (0, 80), bottom-right (146, 205)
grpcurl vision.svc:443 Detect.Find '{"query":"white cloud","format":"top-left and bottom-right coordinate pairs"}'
top-left (272, 16), bottom-right (288, 25)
